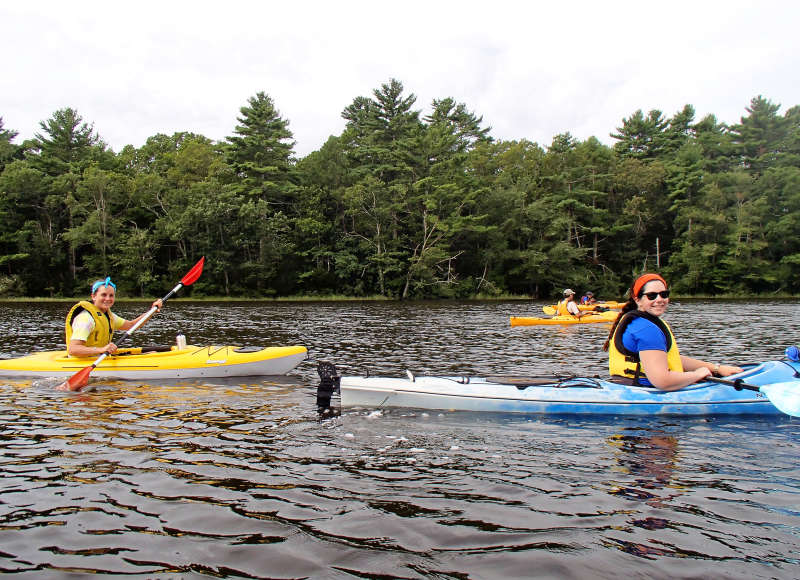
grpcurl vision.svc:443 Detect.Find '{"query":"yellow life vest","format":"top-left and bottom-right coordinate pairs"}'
top-left (608, 311), bottom-right (683, 383)
top-left (555, 299), bottom-right (571, 316)
top-left (65, 301), bottom-right (113, 347)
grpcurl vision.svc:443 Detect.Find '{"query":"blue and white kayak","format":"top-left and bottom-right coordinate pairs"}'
top-left (335, 359), bottom-right (800, 416)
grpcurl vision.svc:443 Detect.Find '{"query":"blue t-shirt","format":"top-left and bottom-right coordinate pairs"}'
top-left (622, 316), bottom-right (668, 386)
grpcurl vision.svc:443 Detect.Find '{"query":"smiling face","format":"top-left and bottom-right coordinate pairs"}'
top-left (91, 285), bottom-right (116, 312)
top-left (634, 279), bottom-right (669, 317)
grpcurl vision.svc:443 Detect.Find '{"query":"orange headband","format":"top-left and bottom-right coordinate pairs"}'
top-left (632, 273), bottom-right (667, 298)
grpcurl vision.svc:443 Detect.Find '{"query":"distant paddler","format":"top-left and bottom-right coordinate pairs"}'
top-left (555, 289), bottom-right (592, 319)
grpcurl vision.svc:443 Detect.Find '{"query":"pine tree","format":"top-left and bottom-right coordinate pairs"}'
top-left (611, 109), bottom-right (668, 159)
top-left (0, 117), bottom-right (21, 173)
top-left (223, 92), bottom-right (297, 293)
top-left (338, 79), bottom-right (423, 296)
top-left (729, 96), bottom-right (786, 174)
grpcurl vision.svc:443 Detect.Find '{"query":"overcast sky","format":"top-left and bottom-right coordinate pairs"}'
top-left (3, 1), bottom-right (799, 157)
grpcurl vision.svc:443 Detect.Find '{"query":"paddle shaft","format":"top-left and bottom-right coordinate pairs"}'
top-left (705, 376), bottom-right (759, 392)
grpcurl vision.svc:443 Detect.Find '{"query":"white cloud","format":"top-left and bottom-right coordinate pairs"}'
top-left (2, 0), bottom-right (799, 156)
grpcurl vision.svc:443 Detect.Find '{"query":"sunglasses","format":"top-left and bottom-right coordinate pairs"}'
top-left (641, 290), bottom-right (670, 300)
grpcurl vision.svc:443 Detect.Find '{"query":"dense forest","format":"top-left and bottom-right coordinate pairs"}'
top-left (1, 80), bottom-right (798, 300)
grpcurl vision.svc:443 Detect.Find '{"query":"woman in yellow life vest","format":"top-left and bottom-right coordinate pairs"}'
top-left (602, 273), bottom-right (742, 391)
top-left (66, 277), bottom-right (163, 357)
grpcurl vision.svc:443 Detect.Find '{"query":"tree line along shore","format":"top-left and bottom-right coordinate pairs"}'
top-left (1, 80), bottom-right (797, 300)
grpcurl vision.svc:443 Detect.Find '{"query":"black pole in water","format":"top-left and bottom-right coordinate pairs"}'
top-left (316, 361), bottom-right (341, 418)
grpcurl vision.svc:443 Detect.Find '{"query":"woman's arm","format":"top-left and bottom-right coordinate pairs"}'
top-left (639, 350), bottom-right (712, 391)
top-left (118, 299), bottom-right (163, 331)
top-left (67, 339), bottom-right (118, 357)
top-left (681, 356), bottom-right (743, 377)
top-left (566, 301), bottom-right (584, 318)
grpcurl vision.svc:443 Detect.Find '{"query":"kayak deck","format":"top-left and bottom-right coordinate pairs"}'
top-left (0, 345), bottom-right (308, 379)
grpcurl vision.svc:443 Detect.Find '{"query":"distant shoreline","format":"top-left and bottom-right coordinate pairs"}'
top-left (0, 294), bottom-right (797, 303)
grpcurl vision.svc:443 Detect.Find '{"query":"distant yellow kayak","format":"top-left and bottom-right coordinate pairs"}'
top-left (511, 310), bottom-right (619, 326)
top-left (542, 301), bottom-right (623, 315)
top-left (0, 344), bottom-right (308, 379)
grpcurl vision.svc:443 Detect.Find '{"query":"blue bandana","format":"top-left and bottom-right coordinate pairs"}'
top-left (91, 277), bottom-right (116, 294)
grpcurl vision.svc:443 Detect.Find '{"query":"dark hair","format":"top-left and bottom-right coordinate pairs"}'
top-left (602, 297), bottom-right (636, 351)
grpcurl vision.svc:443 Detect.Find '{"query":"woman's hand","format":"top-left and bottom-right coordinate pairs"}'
top-left (101, 342), bottom-right (118, 355)
top-left (693, 366), bottom-right (712, 381)
top-left (152, 298), bottom-right (163, 311)
top-left (717, 364), bottom-right (743, 377)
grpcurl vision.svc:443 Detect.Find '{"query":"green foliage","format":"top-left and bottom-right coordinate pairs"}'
top-left (0, 90), bottom-right (798, 299)
top-left (0, 117), bottom-right (22, 173)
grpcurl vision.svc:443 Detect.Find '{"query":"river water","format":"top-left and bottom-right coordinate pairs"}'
top-left (0, 299), bottom-right (798, 579)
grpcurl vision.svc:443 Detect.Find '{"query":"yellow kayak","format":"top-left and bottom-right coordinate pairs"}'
top-left (542, 301), bottom-right (623, 315)
top-left (0, 344), bottom-right (308, 379)
top-left (510, 310), bottom-right (619, 326)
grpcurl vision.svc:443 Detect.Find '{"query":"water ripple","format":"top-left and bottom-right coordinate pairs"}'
top-left (0, 300), bottom-right (798, 578)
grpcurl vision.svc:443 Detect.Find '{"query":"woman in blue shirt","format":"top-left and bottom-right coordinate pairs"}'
top-left (603, 273), bottom-right (742, 390)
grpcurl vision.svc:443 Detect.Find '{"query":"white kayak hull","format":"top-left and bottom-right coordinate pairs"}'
top-left (338, 360), bottom-right (800, 416)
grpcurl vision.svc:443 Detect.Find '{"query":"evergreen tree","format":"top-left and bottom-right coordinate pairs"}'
top-left (660, 105), bottom-right (695, 156)
top-left (294, 136), bottom-right (351, 293)
top-left (223, 92), bottom-right (297, 293)
top-left (25, 108), bottom-right (112, 290)
top-left (692, 114), bottom-right (735, 173)
top-left (470, 139), bottom-right (553, 296)
top-left (729, 96), bottom-right (787, 174)
top-left (224, 92), bottom-right (296, 202)
top-left (338, 79), bottom-right (423, 296)
top-left (0, 117), bottom-right (22, 173)
top-left (611, 109), bottom-right (668, 159)
top-left (1, 89), bottom-right (799, 299)
top-left (759, 165), bottom-right (800, 292)
top-left (29, 108), bottom-right (108, 175)
top-left (399, 98), bottom-right (492, 297)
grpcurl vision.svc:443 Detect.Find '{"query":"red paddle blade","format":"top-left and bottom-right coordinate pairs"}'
top-left (181, 257), bottom-right (205, 286)
top-left (56, 365), bottom-right (93, 391)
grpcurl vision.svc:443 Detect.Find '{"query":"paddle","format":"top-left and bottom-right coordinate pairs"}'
top-left (706, 376), bottom-right (800, 417)
top-left (56, 257), bottom-right (205, 391)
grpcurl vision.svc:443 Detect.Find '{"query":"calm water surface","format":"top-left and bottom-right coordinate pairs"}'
top-left (0, 300), bottom-right (798, 578)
